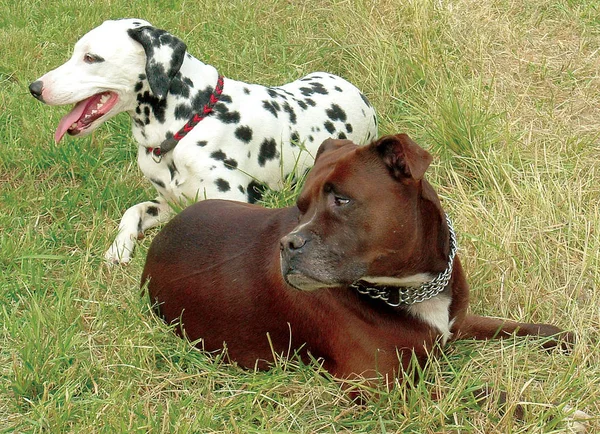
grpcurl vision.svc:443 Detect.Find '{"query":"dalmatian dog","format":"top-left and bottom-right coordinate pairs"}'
top-left (29, 18), bottom-right (378, 264)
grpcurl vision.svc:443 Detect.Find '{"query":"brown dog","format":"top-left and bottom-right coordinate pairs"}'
top-left (141, 134), bottom-right (568, 384)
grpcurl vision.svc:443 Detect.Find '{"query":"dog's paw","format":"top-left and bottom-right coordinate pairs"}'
top-left (104, 238), bottom-right (134, 265)
top-left (533, 324), bottom-right (576, 352)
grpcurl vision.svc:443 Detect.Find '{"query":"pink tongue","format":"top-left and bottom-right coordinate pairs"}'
top-left (55, 97), bottom-right (92, 143)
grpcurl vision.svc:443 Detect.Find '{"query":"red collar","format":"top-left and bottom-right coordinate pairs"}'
top-left (146, 74), bottom-right (225, 161)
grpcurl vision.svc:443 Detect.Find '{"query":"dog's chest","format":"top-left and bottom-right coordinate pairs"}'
top-left (405, 295), bottom-right (453, 344)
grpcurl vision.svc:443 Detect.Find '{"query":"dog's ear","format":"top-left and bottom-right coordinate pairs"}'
top-left (315, 138), bottom-right (354, 161)
top-left (374, 134), bottom-right (432, 180)
top-left (128, 26), bottom-right (187, 99)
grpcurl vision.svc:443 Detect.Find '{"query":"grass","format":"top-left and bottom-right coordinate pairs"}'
top-left (1, 0), bottom-right (599, 431)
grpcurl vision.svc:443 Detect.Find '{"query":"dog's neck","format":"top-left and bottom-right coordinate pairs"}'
top-left (350, 214), bottom-right (457, 307)
top-left (129, 55), bottom-right (221, 148)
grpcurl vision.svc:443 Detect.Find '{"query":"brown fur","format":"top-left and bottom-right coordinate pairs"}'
top-left (141, 134), bottom-right (570, 385)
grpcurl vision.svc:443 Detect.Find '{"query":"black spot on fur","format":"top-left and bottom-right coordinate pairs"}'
top-left (360, 92), bottom-right (372, 107)
top-left (309, 82), bottom-right (328, 95)
top-left (211, 150), bottom-right (238, 170)
top-left (309, 135), bottom-right (314, 142)
top-left (174, 103), bottom-right (193, 120)
top-left (334, 86), bottom-right (342, 92)
top-left (147, 206), bottom-right (159, 216)
top-left (263, 100), bottom-right (280, 118)
top-left (300, 87), bottom-right (314, 96)
top-left (168, 162), bottom-right (178, 179)
top-left (220, 94), bottom-right (232, 103)
top-left (345, 123), bottom-right (353, 133)
top-left (235, 125), bottom-right (253, 143)
top-left (215, 178), bottom-right (230, 192)
top-left (243, 87), bottom-right (250, 94)
top-left (151, 178), bottom-right (165, 189)
top-left (191, 86), bottom-right (215, 112)
top-left (267, 89), bottom-right (279, 99)
top-left (282, 102), bottom-right (297, 124)
top-left (297, 100), bottom-right (307, 110)
top-left (338, 132), bottom-right (347, 139)
top-left (324, 121), bottom-right (336, 134)
top-left (169, 74), bottom-right (192, 98)
top-left (211, 150), bottom-right (227, 161)
top-left (225, 159), bottom-right (239, 170)
top-left (326, 104), bottom-right (347, 122)
top-left (238, 185), bottom-right (245, 194)
top-left (134, 82), bottom-right (143, 92)
top-left (214, 103), bottom-right (240, 124)
top-left (247, 180), bottom-right (265, 204)
top-left (305, 98), bottom-right (316, 107)
top-left (258, 138), bottom-right (278, 167)
top-left (137, 91), bottom-right (167, 123)
top-left (290, 131), bottom-right (300, 145)
top-left (197, 140), bottom-right (207, 147)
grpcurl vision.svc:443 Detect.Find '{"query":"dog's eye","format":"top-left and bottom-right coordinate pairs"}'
top-left (333, 195), bottom-right (350, 207)
top-left (83, 53), bottom-right (104, 64)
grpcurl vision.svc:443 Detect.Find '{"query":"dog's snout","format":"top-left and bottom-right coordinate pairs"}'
top-left (280, 233), bottom-right (307, 253)
top-left (29, 80), bottom-right (44, 101)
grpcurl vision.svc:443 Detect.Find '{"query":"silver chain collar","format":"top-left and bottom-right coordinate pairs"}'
top-left (349, 214), bottom-right (457, 307)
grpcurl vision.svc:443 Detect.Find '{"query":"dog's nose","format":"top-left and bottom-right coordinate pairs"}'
top-left (29, 80), bottom-right (44, 101)
top-left (280, 233), bottom-right (307, 253)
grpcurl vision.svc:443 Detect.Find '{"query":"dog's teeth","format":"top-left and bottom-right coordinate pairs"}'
top-left (100, 94), bottom-right (109, 104)
top-left (91, 110), bottom-right (98, 115)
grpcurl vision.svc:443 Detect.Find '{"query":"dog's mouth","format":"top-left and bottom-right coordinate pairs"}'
top-left (55, 91), bottom-right (119, 143)
top-left (284, 272), bottom-right (332, 291)
top-left (282, 263), bottom-right (341, 291)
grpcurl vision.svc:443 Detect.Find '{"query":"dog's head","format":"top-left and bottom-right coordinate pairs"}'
top-left (29, 19), bottom-right (187, 143)
top-left (280, 134), bottom-right (450, 291)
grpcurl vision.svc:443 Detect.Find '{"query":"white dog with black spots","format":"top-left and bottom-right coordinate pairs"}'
top-left (30, 18), bottom-right (378, 264)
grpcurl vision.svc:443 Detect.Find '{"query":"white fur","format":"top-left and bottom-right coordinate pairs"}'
top-left (405, 294), bottom-right (452, 345)
top-left (360, 273), bottom-right (434, 287)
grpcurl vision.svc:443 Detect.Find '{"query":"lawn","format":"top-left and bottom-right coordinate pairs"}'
top-left (1, 0), bottom-right (599, 432)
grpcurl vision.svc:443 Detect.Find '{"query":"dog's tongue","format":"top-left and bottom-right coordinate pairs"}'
top-left (55, 98), bottom-right (90, 143)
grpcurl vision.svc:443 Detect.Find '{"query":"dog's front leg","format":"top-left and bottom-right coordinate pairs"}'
top-left (105, 198), bottom-right (173, 265)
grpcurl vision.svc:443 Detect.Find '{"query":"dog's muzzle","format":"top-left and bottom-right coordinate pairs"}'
top-left (279, 232), bottom-right (314, 289)
top-left (29, 80), bottom-right (44, 102)
top-left (279, 232), bottom-right (307, 274)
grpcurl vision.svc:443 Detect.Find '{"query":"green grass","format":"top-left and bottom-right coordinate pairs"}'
top-left (1, 0), bottom-right (599, 432)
